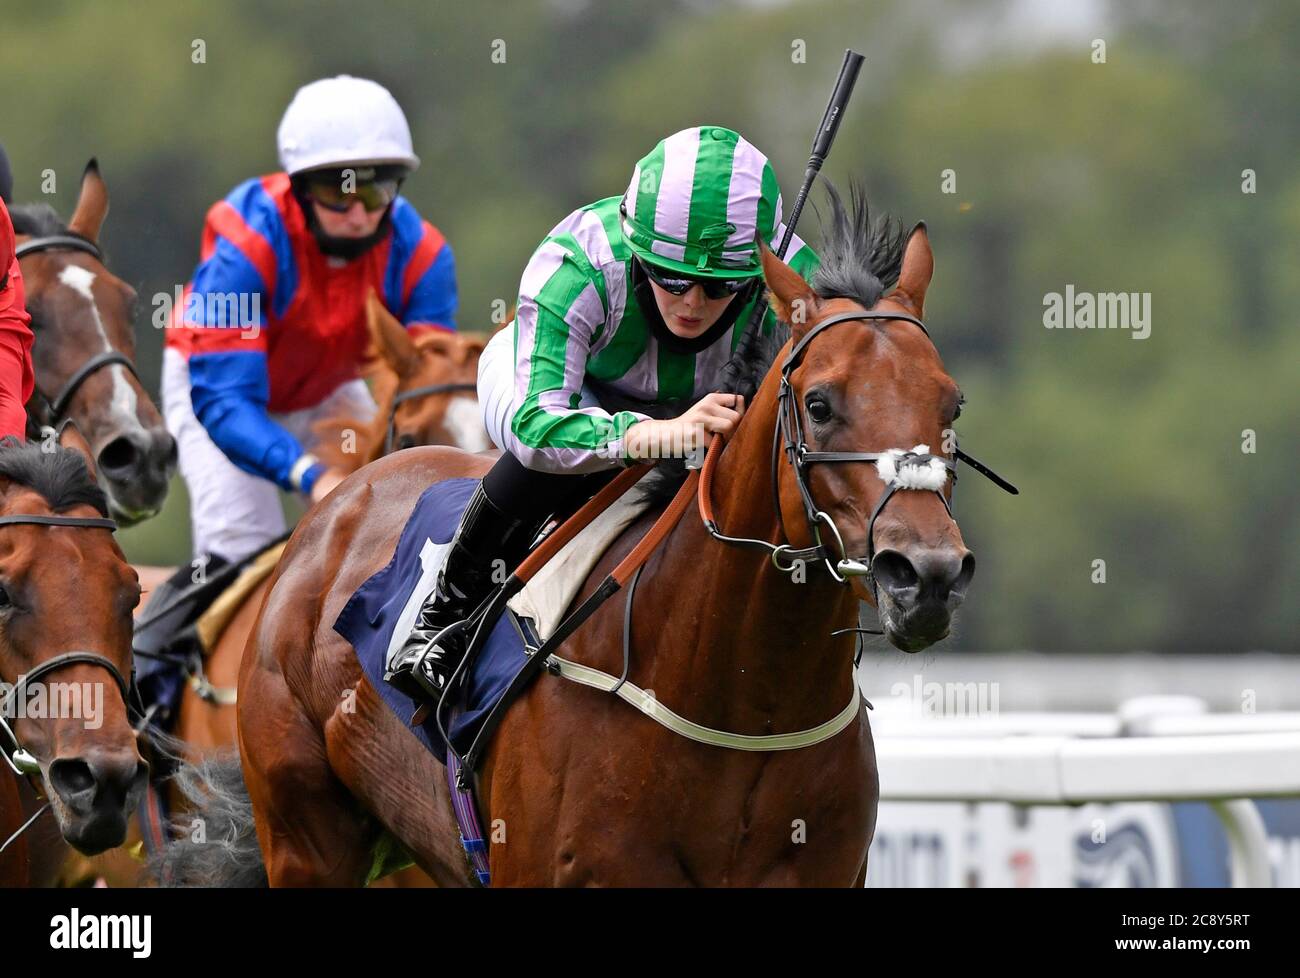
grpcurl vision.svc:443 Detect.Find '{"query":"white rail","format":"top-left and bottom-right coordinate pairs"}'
top-left (870, 698), bottom-right (1300, 887)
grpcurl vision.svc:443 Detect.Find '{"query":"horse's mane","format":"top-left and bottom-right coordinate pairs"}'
top-left (7, 202), bottom-right (75, 239)
top-left (0, 436), bottom-right (109, 516)
top-left (639, 181), bottom-right (906, 502)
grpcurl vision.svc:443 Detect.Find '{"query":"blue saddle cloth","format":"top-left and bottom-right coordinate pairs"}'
top-left (332, 477), bottom-right (533, 764)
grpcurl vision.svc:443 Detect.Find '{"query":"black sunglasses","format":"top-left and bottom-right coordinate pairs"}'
top-left (638, 258), bottom-right (753, 300)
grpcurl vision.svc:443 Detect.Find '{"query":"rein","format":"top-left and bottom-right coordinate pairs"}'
top-left (16, 235), bottom-right (144, 424)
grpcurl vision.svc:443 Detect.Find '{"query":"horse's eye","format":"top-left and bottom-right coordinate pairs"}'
top-left (805, 395), bottom-right (833, 424)
top-left (0, 586), bottom-right (11, 609)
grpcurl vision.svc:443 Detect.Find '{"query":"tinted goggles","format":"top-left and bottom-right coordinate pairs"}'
top-left (304, 169), bottom-right (401, 213)
top-left (639, 258), bottom-right (752, 300)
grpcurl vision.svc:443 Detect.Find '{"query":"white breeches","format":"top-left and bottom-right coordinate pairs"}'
top-left (161, 347), bottom-right (377, 562)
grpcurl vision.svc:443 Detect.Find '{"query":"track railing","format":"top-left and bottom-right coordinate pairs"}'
top-left (870, 696), bottom-right (1300, 887)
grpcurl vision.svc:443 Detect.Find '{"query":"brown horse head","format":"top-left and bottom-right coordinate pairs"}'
top-left (759, 192), bottom-right (973, 653)
top-left (313, 290), bottom-right (489, 471)
top-left (0, 425), bottom-right (146, 853)
top-left (14, 160), bottom-right (177, 525)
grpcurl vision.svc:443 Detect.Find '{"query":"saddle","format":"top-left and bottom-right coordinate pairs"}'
top-left (133, 534), bottom-right (290, 726)
top-left (129, 535), bottom-right (290, 858)
top-left (333, 467), bottom-right (668, 886)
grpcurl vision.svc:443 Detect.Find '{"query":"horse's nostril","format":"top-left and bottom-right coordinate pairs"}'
top-left (872, 550), bottom-right (919, 596)
top-left (49, 758), bottom-right (96, 801)
top-left (875, 548), bottom-right (974, 607)
top-left (953, 552), bottom-right (977, 597)
top-left (50, 753), bottom-right (146, 807)
top-left (97, 435), bottom-right (141, 476)
top-left (156, 431), bottom-right (178, 470)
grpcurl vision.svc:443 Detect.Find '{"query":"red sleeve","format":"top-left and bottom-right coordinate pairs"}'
top-left (0, 257), bottom-right (36, 440)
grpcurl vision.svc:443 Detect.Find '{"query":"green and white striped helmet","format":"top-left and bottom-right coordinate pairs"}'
top-left (621, 126), bottom-right (783, 280)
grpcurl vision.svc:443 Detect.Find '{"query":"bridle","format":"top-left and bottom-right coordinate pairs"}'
top-left (440, 310), bottom-right (1018, 777)
top-left (383, 381), bottom-right (478, 455)
top-left (15, 235), bottom-right (143, 424)
top-left (0, 512), bottom-right (141, 782)
top-left (700, 308), bottom-right (1018, 605)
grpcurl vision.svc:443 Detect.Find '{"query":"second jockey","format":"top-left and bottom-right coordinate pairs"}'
top-left (162, 75), bottom-right (458, 567)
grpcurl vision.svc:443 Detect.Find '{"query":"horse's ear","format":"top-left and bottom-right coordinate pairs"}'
top-left (366, 289), bottom-right (418, 378)
top-left (67, 159), bottom-right (109, 243)
top-left (889, 222), bottom-right (933, 318)
top-left (56, 419), bottom-right (98, 481)
top-left (759, 238), bottom-right (821, 341)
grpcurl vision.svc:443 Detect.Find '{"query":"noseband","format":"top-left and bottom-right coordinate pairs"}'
top-left (383, 381), bottom-right (479, 455)
top-left (0, 512), bottom-right (139, 782)
top-left (701, 309), bottom-right (1018, 603)
top-left (16, 235), bottom-right (144, 424)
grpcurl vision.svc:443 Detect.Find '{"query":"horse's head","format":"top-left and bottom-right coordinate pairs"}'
top-left (15, 161), bottom-right (177, 525)
top-left (759, 190), bottom-right (975, 653)
top-left (0, 425), bottom-right (146, 854)
top-left (365, 290), bottom-right (489, 456)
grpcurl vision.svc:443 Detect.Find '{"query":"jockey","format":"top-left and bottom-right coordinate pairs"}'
top-left (162, 75), bottom-right (458, 566)
top-left (388, 125), bottom-right (817, 702)
top-left (0, 195), bottom-right (36, 440)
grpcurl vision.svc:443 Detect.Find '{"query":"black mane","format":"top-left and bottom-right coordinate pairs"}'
top-left (715, 181), bottom-right (905, 407)
top-left (0, 436), bottom-right (109, 517)
top-left (7, 202), bottom-right (75, 239)
top-left (811, 181), bottom-right (905, 311)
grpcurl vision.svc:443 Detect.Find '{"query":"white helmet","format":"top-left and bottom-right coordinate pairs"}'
top-left (277, 75), bottom-right (420, 176)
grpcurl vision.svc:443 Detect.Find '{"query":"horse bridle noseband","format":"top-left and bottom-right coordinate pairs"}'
top-left (15, 235), bottom-right (143, 424)
top-left (383, 381), bottom-right (479, 455)
top-left (702, 309), bottom-right (1018, 603)
top-left (0, 512), bottom-right (140, 783)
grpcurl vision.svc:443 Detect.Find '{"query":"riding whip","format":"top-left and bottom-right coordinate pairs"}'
top-left (746, 48), bottom-right (864, 327)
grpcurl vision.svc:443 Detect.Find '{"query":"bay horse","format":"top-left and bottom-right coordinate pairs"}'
top-left (170, 191), bottom-right (987, 886)
top-left (11, 160), bottom-right (177, 526)
top-left (0, 425), bottom-right (147, 881)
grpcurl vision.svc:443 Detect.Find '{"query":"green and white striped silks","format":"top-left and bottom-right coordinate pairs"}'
top-left (499, 128), bottom-right (818, 474)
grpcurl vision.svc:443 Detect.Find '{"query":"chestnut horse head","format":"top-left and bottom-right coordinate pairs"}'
top-left (12, 161), bottom-right (177, 526)
top-left (0, 425), bottom-right (145, 854)
top-left (312, 290), bottom-right (489, 472)
top-left (750, 186), bottom-right (1011, 652)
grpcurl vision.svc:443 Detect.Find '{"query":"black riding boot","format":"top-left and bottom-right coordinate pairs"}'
top-left (385, 483), bottom-right (542, 704)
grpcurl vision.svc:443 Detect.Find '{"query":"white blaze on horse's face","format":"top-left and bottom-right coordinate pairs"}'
top-left (443, 395), bottom-right (491, 452)
top-left (57, 264), bottom-right (97, 301)
top-left (55, 265), bottom-right (139, 430)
